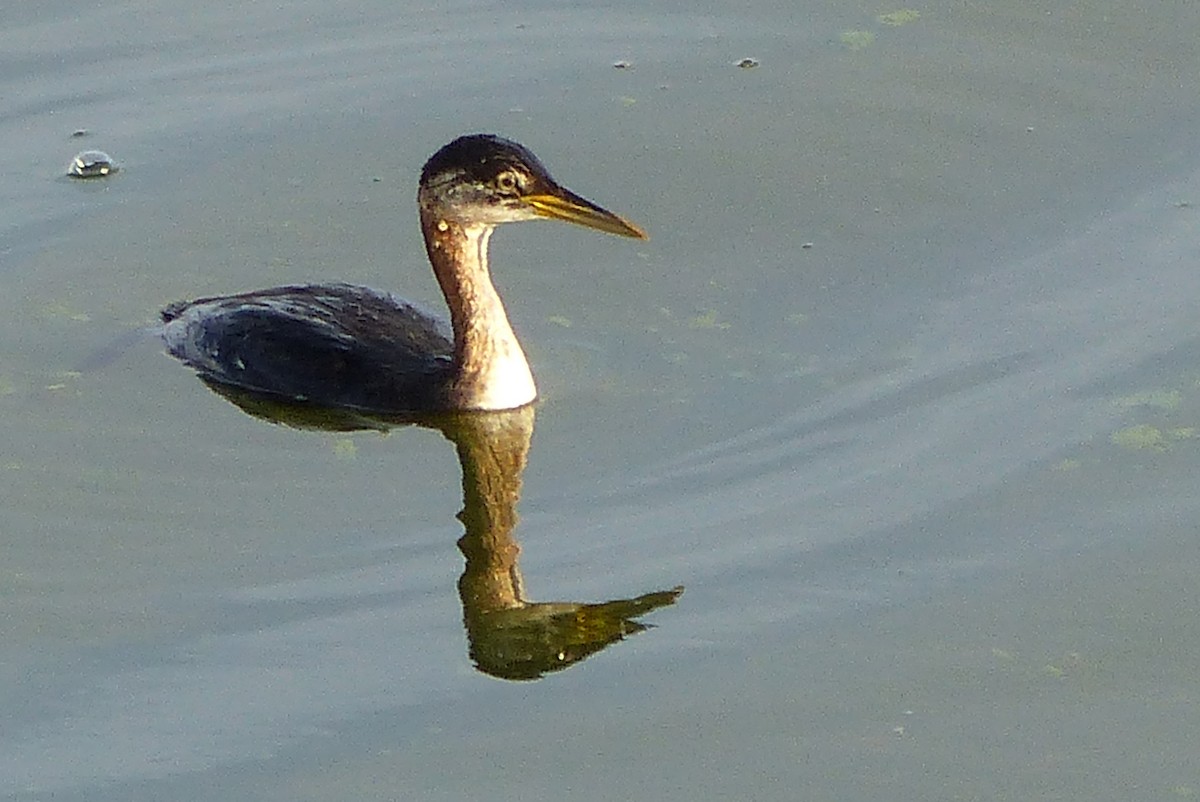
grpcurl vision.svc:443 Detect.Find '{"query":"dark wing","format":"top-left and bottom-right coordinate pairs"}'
top-left (162, 284), bottom-right (455, 412)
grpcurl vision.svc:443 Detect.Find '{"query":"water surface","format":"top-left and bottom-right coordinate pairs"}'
top-left (3, 0), bottom-right (1200, 799)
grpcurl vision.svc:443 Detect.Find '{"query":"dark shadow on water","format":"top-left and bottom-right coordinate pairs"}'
top-left (201, 378), bottom-right (683, 681)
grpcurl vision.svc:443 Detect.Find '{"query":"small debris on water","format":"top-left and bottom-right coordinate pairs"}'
top-left (840, 30), bottom-right (875, 50)
top-left (332, 438), bottom-right (358, 460)
top-left (876, 9), bottom-right (920, 26)
top-left (735, 57), bottom-right (760, 68)
top-left (68, 150), bottom-right (117, 178)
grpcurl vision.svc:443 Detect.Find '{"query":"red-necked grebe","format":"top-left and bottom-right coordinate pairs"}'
top-left (161, 134), bottom-right (646, 413)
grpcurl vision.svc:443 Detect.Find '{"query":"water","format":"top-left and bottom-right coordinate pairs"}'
top-left (3, 1), bottom-right (1200, 799)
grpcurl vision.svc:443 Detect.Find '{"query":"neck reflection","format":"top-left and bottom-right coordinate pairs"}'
top-left (444, 406), bottom-right (682, 680)
top-left (200, 379), bottom-right (683, 681)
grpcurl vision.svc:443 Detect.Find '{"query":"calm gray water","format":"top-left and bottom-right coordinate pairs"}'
top-left (4, 1), bottom-right (1200, 799)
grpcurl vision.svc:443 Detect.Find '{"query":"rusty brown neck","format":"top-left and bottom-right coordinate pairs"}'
top-left (419, 207), bottom-right (537, 411)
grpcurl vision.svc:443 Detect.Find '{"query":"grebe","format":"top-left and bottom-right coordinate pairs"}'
top-left (161, 134), bottom-right (646, 412)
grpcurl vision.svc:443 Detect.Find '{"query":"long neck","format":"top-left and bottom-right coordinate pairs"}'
top-left (420, 209), bottom-right (537, 410)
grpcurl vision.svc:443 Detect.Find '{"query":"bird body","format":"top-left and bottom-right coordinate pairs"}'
top-left (161, 134), bottom-right (645, 413)
top-left (162, 283), bottom-right (455, 411)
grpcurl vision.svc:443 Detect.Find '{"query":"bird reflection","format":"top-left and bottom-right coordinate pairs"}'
top-left (201, 378), bottom-right (683, 680)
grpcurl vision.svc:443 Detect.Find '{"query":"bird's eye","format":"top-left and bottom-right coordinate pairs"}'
top-left (495, 171), bottom-right (520, 193)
